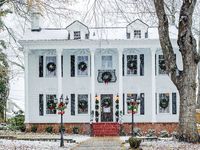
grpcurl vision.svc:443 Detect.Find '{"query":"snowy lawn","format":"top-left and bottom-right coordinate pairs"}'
top-left (0, 132), bottom-right (90, 150)
top-left (120, 136), bottom-right (200, 150)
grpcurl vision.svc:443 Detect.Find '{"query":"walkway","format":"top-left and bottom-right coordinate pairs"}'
top-left (72, 137), bottom-right (122, 150)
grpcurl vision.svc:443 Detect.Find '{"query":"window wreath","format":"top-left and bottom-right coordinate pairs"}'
top-left (101, 71), bottom-right (112, 84)
top-left (47, 62), bottom-right (56, 72)
top-left (159, 98), bottom-right (169, 109)
top-left (78, 100), bottom-right (88, 111)
top-left (78, 61), bottom-right (87, 72)
top-left (102, 98), bottom-right (111, 108)
top-left (47, 100), bottom-right (57, 110)
top-left (127, 60), bottom-right (137, 70)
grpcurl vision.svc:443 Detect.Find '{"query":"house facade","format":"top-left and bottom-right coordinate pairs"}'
top-left (19, 18), bottom-right (182, 135)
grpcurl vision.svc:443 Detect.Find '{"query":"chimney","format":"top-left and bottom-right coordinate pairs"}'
top-left (31, 12), bottom-right (41, 31)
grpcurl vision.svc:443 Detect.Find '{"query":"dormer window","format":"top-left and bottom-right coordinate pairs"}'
top-left (134, 30), bottom-right (141, 38)
top-left (127, 33), bottom-right (130, 39)
top-left (74, 31), bottom-right (81, 40)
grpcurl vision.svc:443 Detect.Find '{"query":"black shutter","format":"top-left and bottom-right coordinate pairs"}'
top-left (61, 55), bottom-right (63, 77)
top-left (140, 93), bottom-right (145, 115)
top-left (39, 56), bottom-right (43, 77)
top-left (122, 54), bottom-right (124, 76)
top-left (140, 54), bottom-right (144, 76)
top-left (155, 54), bottom-right (157, 76)
top-left (123, 93), bottom-right (125, 115)
top-left (39, 94), bottom-right (44, 116)
top-left (155, 93), bottom-right (157, 114)
top-left (71, 94), bottom-right (75, 115)
top-left (71, 55), bottom-right (75, 77)
top-left (172, 93), bottom-right (177, 114)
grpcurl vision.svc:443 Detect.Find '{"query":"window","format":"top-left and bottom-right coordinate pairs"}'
top-left (77, 56), bottom-right (88, 76)
top-left (134, 30), bottom-right (141, 38)
top-left (46, 95), bottom-right (57, 114)
top-left (102, 56), bottom-right (112, 69)
top-left (46, 56), bottom-right (56, 77)
top-left (127, 33), bottom-right (130, 39)
top-left (78, 94), bottom-right (88, 114)
top-left (158, 55), bottom-right (166, 74)
top-left (159, 93), bottom-right (170, 113)
top-left (126, 93), bottom-right (137, 114)
top-left (127, 55), bottom-right (137, 75)
top-left (74, 31), bottom-right (81, 40)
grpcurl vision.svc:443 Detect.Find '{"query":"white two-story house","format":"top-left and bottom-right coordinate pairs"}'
top-left (19, 15), bottom-right (182, 135)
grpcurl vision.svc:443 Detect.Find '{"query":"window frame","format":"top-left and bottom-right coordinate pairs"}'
top-left (157, 93), bottom-right (170, 114)
top-left (101, 55), bottom-right (113, 70)
top-left (134, 30), bottom-right (141, 38)
top-left (45, 94), bottom-right (57, 115)
top-left (76, 55), bottom-right (89, 76)
top-left (77, 94), bottom-right (89, 115)
top-left (74, 31), bottom-right (81, 40)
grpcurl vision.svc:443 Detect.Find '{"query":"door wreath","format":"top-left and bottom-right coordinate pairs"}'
top-left (47, 62), bottom-right (56, 72)
top-left (78, 61), bottom-right (87, 72)
top-left (102, 98), bottom-right (111, 108)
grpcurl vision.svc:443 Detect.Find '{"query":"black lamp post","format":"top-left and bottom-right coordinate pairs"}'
top-left (130, 95), bottom-right (140, 137)
top-left (56, 95), bottom-right (69, 147)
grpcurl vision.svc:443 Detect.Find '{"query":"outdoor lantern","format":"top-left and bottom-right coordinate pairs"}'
top-left (115, 94), bottom-right (119, 101)
top-left (65, 96), bottom-right (69, 105)
top-left (95, 94), bottom-right (99, 100)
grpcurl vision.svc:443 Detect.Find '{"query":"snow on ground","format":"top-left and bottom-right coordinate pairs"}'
top-left (0, 134), bottom-right (90, 150)
top-left (120, 136), bottom-right (200, 150)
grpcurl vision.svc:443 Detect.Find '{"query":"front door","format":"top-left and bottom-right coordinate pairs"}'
top-left (101, 94), bottom-right (113, 122)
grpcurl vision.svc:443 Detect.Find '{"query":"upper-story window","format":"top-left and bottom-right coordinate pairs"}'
top-left (127, 55), bottom-right (137, 75)
top-left (46, 56), bottom-right (57, 77)
top-left (77, 56), bottom-right (88, 76)
top-left (134, 30), bottom-right (141, 38)
top-left (74, 31), bottom-right (81, 40)
top-left (158, 55), bottom-right (166, 74)
top-left (102, 55), bottom-right (112, 69)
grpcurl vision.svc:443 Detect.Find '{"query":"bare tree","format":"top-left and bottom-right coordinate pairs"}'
top-left (154, 0), bottom-right (199, 142)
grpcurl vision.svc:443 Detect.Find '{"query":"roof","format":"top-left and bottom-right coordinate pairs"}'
top-left (20, 26), bottom-right (178, 42)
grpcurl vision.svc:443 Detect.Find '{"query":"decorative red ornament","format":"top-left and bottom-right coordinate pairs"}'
top-left (58, 111), bottom-right (65, 115)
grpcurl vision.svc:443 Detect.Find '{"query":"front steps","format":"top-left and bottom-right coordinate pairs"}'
top-left (92, 123), bottom-right (120, 136)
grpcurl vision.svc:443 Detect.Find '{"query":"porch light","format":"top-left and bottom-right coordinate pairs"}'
top-left (115, 94), bottom-right (119, 101)
top-left (95, 94), bottom-right (99, 100)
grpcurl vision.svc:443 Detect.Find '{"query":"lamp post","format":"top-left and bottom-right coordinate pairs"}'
top-left (130, 95), bottom-right (140, 137)
top-left (55, 95), bottom-right (69, 147)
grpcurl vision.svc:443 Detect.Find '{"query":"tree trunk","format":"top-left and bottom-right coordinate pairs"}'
top-left (178, 65), bottom-right (199, 142)
top-left (154, 0), bottom-right (199, 142)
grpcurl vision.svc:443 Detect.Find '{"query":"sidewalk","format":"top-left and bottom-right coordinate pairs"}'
top-left (72, 137), bottom-right (122, 150)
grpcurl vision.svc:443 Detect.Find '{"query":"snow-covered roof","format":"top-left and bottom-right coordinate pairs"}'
top-left (20, 26), bottom-right (178, 41)
top-left (21, 29), bottom-right (69, 41)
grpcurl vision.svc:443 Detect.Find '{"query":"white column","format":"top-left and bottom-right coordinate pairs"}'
top-left (57, 49), bottom-right (63, 99)
top-left (24, 48), bottom-right (29, 123)
top-left (118, 48), bottom-right (123, 122)
top-left (91, 50), bottom-right (95, 122)
top-left (151, 49), bottom-right (156, 122)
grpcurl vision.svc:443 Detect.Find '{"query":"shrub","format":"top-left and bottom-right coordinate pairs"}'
top-left (7, 111), bottom-right (25, 131)
top-left (31, 125), bottom-right (38, 133)
top-left (128, 137), bottom-right (141, 149)
top-left (172, 131), bottom-right (178, 139)
top-left (133, 128), bottom-right (143, 137)
top-left (159, 130), bottom-right (169, 138)
top-left (19, 125), bottom-right (26, 132)
top-left (59, 126), bottom-right (65, 133)
top-left (72, 126), bottom-right (79, 134)
top-left (146, 129), bottom-right (156, 137)
top-left (45, 126), bottom-right (53, 133)
top-left (119, 126), bottom-right (126, 136)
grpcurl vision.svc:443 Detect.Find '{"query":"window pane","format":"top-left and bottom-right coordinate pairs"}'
top-left (78, 94), bottom-right (88, 114)
top-left (46, 56), bottom-right (56, 77)
top-left (127, 55), bottom-right (137, 75)
top-left (74, 31), bottom-right (81, 39)
top-left (134, 30), bottom-right (141, 38)
top-left (46, 95), bottom-right (56, 114)
top-left (159, 93), bottom-right (169, 113)
top-left (102, 56), bottom-right (112, 69)
top-left (159, 55), bottom-right (166, 74)
top-left (77, 56), bottom-right (88, 76)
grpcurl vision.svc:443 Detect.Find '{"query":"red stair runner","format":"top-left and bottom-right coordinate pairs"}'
top-left (92, 123), bottom-right (120, 136)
